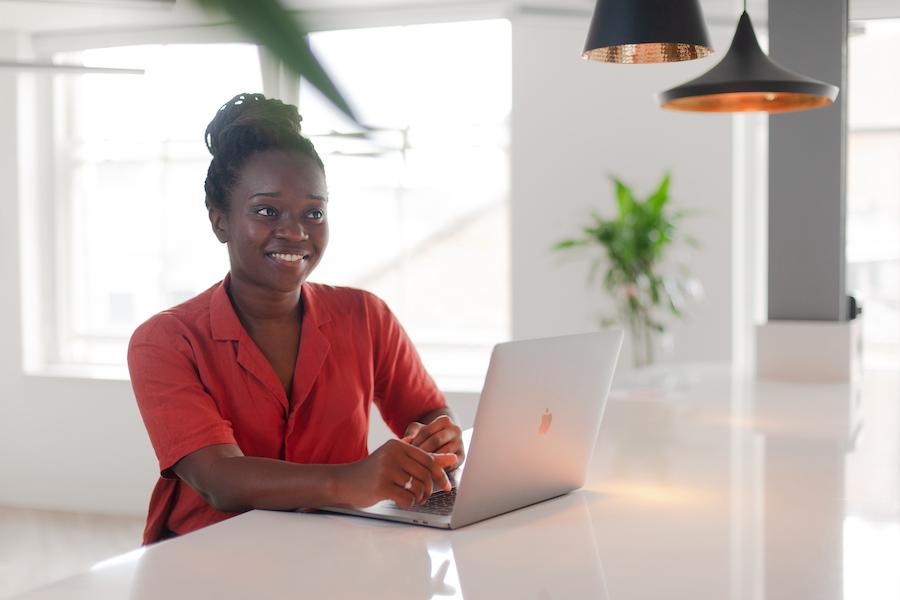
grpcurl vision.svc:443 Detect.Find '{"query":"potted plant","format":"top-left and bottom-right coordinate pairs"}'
top-left (554, 173), bottom-right (699, 368)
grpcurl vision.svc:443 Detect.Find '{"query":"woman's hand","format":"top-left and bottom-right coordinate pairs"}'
top-left (403, 415), bottom-right (465, 470)
top-left (335, 439), bottom-right (457, 508)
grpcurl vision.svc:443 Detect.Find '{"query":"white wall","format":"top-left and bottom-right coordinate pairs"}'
top-left (0, 32), bottom-right (157, 517)
top-left (0, 11), bottom-right (740, 516)
top-left (510, 15), bottom-right (736, 368)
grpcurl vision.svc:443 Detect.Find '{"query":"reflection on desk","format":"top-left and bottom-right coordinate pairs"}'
top-left (16, 492), bottom-right (607, 600)
top-left (16, 366), bottom-right (900, 600)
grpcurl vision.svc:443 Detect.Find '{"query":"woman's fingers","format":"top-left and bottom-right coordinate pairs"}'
top-left (435, 441), bottom-right (465, 469)
top-left (367, 437), bottom-right (460, 507)
top-left (399, 455), bottom-right (435, 503)
top-left (415, 427), bottom-right (457, 453)
top-left (409, 416), bottom-right (464, 461)
top-left (391, 470), bottom-right (422, 507)
top-left (403, 444), bottom-right (455, 492)
top-left (432, 453), bottom-right (458, 471)
top-left (402, 422), bottom-right (424, 441)
top-left (409, 415), bottom-right (454, 447)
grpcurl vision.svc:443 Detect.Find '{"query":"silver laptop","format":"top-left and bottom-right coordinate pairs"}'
top-left (320, 330), bottom-right (622, 529)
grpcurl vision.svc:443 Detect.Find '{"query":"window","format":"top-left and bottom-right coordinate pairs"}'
top-left (48, 43), bottom-right (261, 367)
top-left (301, 20), bottom-right (511, 390)
top-left (33, 20), bottom-right (511, 390)
top-left (847, 19), bottom-right (900, 369)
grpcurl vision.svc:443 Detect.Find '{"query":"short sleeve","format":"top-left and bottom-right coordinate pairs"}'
top-left (364, 292), bottom-right (447, 436)
top-left (127, 315), bottom-right (238, 478)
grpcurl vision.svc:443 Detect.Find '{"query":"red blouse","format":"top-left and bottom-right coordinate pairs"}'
top-left (127, 275), bottom-right (445, 544)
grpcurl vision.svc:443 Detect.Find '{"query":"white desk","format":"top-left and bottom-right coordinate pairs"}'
top-left (17, 367), bottom-right (899, 599)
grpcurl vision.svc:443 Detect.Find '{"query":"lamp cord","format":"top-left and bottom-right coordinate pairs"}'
top-left (744, 0), bottom-right (748, 12)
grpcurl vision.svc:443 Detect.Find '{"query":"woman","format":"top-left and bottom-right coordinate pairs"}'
top-left (128, 93), bottom-right (464, 545)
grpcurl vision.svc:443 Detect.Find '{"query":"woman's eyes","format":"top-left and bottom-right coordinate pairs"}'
top-left (253, 207), bottom-right (325, 220)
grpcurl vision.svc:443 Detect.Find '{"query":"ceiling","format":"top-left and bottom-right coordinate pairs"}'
top-left (0, 0), bottom-right (895, 34)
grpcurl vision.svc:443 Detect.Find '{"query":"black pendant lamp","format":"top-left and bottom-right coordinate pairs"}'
top-left (583, 0), bottom-right (713, 64)
top-left (659, 11), bottom-right (839, 112)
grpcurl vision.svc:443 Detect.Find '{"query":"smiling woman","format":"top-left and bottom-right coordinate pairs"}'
top-left (126, 93), bottom-right (464, 544)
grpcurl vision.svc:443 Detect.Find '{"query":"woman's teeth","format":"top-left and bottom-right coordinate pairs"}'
top-left (271, 253), bottom-right (306, 262)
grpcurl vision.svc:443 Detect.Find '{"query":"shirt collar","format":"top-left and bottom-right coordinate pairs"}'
top-left (210, 273), bottom-right (331, 342)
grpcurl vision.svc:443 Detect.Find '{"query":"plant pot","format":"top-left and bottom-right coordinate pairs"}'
top-left (627, 317), bottom-right (671, 368)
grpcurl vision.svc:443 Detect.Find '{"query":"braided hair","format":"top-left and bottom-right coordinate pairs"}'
top-left (203, 93), bottom-right (324, 212)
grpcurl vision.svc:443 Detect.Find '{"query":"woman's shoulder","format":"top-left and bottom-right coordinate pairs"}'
top-left (304, 282), bottom-right (393, 322)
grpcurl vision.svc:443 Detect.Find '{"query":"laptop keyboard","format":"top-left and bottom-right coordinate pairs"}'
top-left (390, 488), bottom-right (457, 516)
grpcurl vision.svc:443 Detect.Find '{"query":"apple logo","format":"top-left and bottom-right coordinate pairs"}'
top-left (538, 408), bottom-right (552, 434)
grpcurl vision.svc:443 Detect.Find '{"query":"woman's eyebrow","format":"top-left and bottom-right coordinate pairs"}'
top-left (249, 191), bottom-right (280, 199)
top-left (248, 191), bottom-right (327, 202)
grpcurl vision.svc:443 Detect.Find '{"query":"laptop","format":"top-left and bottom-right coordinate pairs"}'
top-left (319, 330), bottom-right (623, 529)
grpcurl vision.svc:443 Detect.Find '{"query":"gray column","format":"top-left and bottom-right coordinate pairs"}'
top-left (768, 0), bottom-right (848, 321)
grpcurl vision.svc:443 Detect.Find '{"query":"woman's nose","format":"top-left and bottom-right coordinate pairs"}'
top-left (275, 218), bottom-right (309, 240)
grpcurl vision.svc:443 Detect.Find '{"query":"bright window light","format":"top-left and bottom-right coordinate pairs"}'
top-left (39, 20), bottom-right (511, 391)
top-left (847, 19), bottom-right (900, 370)
top-left (51, 43), bottom-right (259, 367)
top-left (301, 20), bottom-right (512, 390)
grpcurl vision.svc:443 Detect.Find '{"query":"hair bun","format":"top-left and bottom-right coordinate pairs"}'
top-left (203, 92), bottom-right (323, 212)
top-left (204, 92), bottom-right (303, 158)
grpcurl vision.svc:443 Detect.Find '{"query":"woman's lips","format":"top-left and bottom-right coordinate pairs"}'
top-left (267, 252), bottom-right (309, 266)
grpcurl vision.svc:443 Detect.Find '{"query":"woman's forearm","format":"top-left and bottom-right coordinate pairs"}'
top-left (200, 455), bottom-right (345, 513)
top-left (174, 436), bottom-right (455, 514)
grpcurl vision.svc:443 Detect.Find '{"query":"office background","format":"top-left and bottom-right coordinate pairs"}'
top-left (0, 0), bottom-right (897, 596)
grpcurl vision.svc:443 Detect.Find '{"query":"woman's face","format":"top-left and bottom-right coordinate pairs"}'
top-left (210, 149), bottom-right (328, 294)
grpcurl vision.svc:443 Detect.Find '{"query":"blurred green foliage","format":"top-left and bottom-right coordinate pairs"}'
top-left (555, 174), bottom-right (698, 365)
top-left (195, 0), bottom-right (360, 126)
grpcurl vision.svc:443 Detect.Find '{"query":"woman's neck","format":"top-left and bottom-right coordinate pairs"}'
top-left (227, 276), bottom-right (303, 325)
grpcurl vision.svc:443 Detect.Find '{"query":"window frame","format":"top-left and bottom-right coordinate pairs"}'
top-left (23, 5), bottom-right (511, 384)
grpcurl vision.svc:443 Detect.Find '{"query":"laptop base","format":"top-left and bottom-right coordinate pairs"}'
top-left (318, 504), bottom-right (453, 529)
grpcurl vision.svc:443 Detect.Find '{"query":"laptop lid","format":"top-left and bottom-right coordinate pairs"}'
top-left (449, 330), bottom-right (622, 528)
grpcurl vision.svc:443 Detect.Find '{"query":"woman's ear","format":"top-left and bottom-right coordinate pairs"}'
top-left (209, 207), bottom-right (229, 243)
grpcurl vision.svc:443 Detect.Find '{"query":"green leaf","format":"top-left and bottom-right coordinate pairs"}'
top-left (196, 0), bottom-right (361, 126)
top-left (648, 275), bottom-right (661, 305)
top-left (613, 178), bottom-right (635, 217)
top-left (647, 172), bottom-right (670, 215)
top-left (553, 239), bottom-right (588, 250)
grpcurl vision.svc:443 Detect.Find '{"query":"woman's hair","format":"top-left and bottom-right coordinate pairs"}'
top-left (203, 92), bottom-right (324, 212)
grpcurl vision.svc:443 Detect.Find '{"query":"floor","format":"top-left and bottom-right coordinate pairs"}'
top-left (0, 507), bottom-right (143, 599)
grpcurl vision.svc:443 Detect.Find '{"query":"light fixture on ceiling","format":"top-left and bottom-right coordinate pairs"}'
top-left (0, 61), bottom-right (144, 75)
top-left (582, 0), bottom-right (713, 64)
top-left (658, 8), bottom-right (839, 113)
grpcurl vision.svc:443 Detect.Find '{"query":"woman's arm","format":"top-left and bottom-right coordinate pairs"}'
top-left (173, 439), bottom-right (457, 513)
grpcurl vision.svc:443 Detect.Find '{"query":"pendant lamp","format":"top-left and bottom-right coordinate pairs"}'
top-left (659, 11), bottom-right (839, 112)
top-left (582, 0), bottom-right (713, 64)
